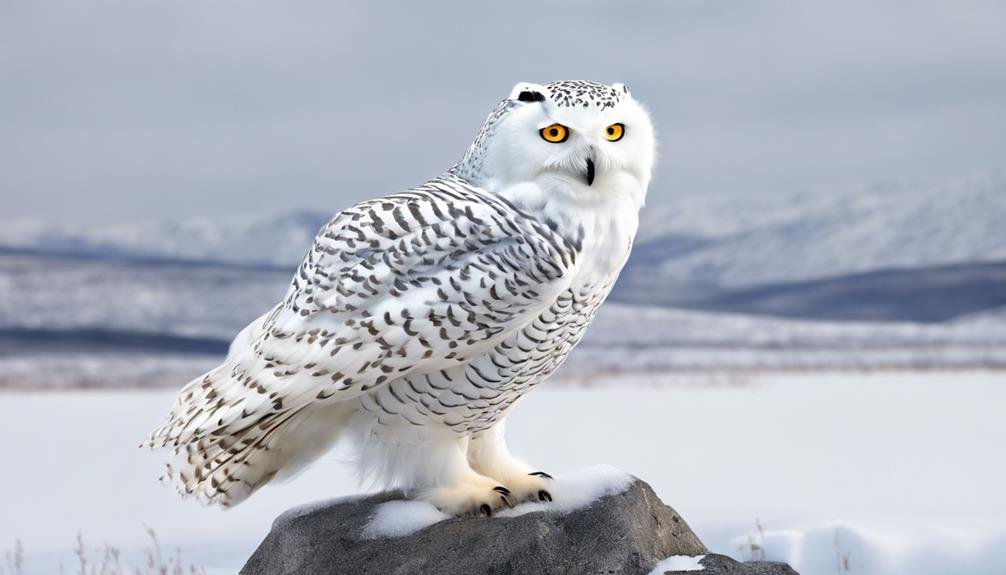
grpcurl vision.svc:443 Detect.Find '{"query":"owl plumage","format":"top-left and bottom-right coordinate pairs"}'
top-left (146, 80), bottom-right (656, 515)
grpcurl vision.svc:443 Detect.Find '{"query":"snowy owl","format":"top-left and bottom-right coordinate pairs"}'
top-left (145, 80), bottom-right (655, 516)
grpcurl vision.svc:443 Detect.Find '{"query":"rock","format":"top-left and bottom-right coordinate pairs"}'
top-left (241, 474), bottom-right (798, 575)
top-left (676, 554), bottom-right (800, 575)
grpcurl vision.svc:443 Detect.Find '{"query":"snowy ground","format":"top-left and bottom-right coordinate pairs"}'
top-left (1, 371), bottom-right (1003, 575)
top-left (4, 300), bottom-right (1006, 390)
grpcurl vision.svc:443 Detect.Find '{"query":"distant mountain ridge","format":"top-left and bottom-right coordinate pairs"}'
top-left (3, 174), bottom-right (1006, 389)
top-left (614, 260), bottom-right (1006, 323)
top-left (2, 176), bottom-right (1003, 321)
top-left (631, 175), bottom-right (1006, 291)
top-left (0, 208), bottom-right (330, 269)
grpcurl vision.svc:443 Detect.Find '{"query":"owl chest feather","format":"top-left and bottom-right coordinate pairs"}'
top-left (362, 282), bottom-right (613, 435)
top-left (502, 177), bottom-right (641, 285)
top-left (359, 182), bottom-right (639, 435)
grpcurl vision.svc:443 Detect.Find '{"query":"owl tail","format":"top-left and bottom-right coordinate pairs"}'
top-left (144, 361), bottom-right (352, 508)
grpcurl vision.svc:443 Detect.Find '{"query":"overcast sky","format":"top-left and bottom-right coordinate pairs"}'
top-left (2, 0), bottom-right (1005, 225)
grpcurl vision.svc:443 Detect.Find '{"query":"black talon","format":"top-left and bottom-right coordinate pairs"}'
top-left (480, 504), bottom-right (492, 517)
top-left (493, 486), bottom-right (512, 496)
top-left (538, 490), bottom-right (552, 502)
top-left (500, 494), bottom-right (513, 507)
top-left (530, 471), bottom-right (553, 479)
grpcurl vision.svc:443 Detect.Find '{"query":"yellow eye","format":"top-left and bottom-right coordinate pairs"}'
top-left (539, 123), bottom-right (569, 143)
top-left (605, 123), bottom-right (625, 142)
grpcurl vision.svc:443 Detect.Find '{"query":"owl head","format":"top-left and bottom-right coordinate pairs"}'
top-left (454, 80), bottom-right (656, 202)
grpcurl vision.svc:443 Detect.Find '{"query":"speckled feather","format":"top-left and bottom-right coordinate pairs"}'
top-left (146, 80), bottom-right (653, 509)
top-left (145, 175), bottom-right (587, 505)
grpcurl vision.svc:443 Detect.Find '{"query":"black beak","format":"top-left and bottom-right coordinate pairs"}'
top-left (585, 158), bottom-right (595, 186)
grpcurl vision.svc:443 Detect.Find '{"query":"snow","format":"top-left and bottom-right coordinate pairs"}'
top-left (361, 500), bottom-right (449, 539)
top-left (0, 253), bottom-right (288, 341)
top-left (3, 268), bottom-right (1006, 389)
top-left (634, 175), bottom-right (1006, 289)
top-left (0, 353), bottom-right (219, 390)
top-left (648, 555), bottom-right (706, 573)
top-left (1, 371), bottom-right (1004, 574)
top-left (2, 175), bottom-right (1003, 289)
top-left (561, 303), bottom-right (1006, 374)
top-left (360, 465), bottom-right (632, 538)
top-left (0, 209), bottom-right (328, 268)
top-left (734, 523), bottom-right (1006, 575)
top-left (496, 465), bottom-right (633, 518)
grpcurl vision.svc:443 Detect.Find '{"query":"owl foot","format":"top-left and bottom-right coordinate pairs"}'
top-left (496, 471), bottom-right (553, 504)
top-left (422, 476), bottom-right (514, 516)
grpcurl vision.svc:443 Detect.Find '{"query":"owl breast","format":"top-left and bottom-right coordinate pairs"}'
top-left (354, 180), bottom-right (639, 437)
top-left (354, 277), bottom-right (616, 436)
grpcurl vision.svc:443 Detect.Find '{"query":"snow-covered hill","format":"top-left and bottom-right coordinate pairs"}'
top-left (1, 176), bottom-right (1003, 329)
top-left (0, 209), bottom-right (329, 268)
top-left (631, 175), bottom-right (1006, 291)
top-left (1, 251), bottom-right (1004, 389)
top-left (3, 176), bottom-right (1003, 283)
top-left (614, 260), bottom-right (1006, 322)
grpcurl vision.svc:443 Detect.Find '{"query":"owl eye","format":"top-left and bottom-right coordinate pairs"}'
top-left (539, 123), bottom-right (569, 143)
top-left (605, 123), bottom-right (625, 142)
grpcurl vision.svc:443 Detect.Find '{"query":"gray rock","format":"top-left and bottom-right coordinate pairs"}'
top-left (241, 477), bottom-right (798, 575)
top-left (659, 553), bottom-right (799, 575)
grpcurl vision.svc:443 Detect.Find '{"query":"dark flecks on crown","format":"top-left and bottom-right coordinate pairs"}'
top-left (544, 80), bottom-right (625, 110)
top-left (453, 80), bottom-right (627, 183)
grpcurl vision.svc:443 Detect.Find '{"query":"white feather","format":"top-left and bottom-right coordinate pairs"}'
top-left (146, 80), bottom-right (656, 513)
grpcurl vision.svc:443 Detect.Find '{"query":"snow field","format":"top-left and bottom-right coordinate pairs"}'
top-left (0, 371), bottom-right (1003, 574)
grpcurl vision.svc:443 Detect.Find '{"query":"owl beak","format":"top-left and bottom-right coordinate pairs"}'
top-left (584, 157), bottom-right (595, 186)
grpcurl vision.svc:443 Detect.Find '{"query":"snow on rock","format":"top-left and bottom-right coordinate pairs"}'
top-left (497, 464), bottom-right (634, 518)
top-left (648, 554), bottom-right (706, 573)
top-left (241, 472), bottom-right (710, 574)
top-left (361, 500), bottom-right (449, 539)
top-left (358, 465), bottom-right (634, 538)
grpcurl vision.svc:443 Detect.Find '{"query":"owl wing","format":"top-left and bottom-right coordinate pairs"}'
top-left (148, 176), bottom-right (576, 451)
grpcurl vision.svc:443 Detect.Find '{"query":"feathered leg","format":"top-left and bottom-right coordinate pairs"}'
top-left (417, 434), bottom-right (516, 515)
top-left (348, 414), bottom-right (513, 515)
top-left (467, 418), bottom-right (553, 503)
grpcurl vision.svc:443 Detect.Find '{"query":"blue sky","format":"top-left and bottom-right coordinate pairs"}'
top-left (2, 0), bottom-right (1005, 224)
